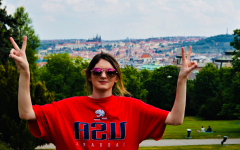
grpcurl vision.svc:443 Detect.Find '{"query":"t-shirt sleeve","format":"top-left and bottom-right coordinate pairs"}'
top-left (136, 99), bottom-right (169, 142)
top-left (28, 103), bottom-right (56, 143)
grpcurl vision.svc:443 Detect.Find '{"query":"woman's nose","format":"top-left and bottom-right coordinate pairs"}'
top-left (101, 71), bottom-right (107, 78)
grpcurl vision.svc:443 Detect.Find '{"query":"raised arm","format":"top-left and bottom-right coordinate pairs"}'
top-left (165, 46), bottom-right (197, 125)
top-left (9, 36), bottom-right (36, 120)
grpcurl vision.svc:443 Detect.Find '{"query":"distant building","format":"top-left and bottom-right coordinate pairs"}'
top-left (213, 50), bottom-right (234, 69)
top-left (87, 35), bottom-right (101, 42)
top-left (141, 53), bottom-right (152, 62)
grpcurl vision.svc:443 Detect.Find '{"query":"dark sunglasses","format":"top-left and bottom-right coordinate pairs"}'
top-left (91, 68), bottom-right (118, 78)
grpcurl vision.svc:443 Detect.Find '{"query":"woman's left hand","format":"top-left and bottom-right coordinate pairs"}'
top-left (178, 46), bottom-right (198, 81)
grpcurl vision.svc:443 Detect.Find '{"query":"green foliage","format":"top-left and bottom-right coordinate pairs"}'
top-left (0, 62), bottom-right (54, 150)
top-left (0, 5), bottom-right (53, 149)
top-left (230, 29), bottom-right (240, 72)
top-left (121, 66), bottom-right (148, 102)
top-left (13, 6), bottom-right (40, 73)
top-left (0, 0), bottom-right (19, 65)
top-left (217, 29), bottom-right (240, 119)
top-left (198, 91), bottom-right (226, 120)
top-left (192, 63), bottom-right (227, 119)
top-left (145, 65), bottom-right (179, 111)
top-left (0, 139), bottom-right (12, 150)
top-left (220, 73), bottom-right (240, 119)
top-left (140, 69), bottom-right (152, 83)
top-left (39, 53), bottom-right (88, 100)
top-left (193, 63), bottom-right (220, 105)
top-left (185, 79), bottom-right (198, 116)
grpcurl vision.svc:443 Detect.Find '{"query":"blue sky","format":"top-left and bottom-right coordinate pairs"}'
top-left (2, 0), bottom-right (240, 40)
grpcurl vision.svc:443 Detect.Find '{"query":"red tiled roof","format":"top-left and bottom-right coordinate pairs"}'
top-left (141, 53), bottom-right (151, 58)
top-left (37, 62), bottom-right (47, 67)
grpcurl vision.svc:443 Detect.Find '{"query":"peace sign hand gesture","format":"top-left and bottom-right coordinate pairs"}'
top-left (9, 36), bottom-right (29, 74)
top-left (178, 46), bottom-right (198, 81)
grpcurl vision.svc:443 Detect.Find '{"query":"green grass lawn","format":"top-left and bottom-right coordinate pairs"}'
top-left (162, 116), bottom-right (240, 139)
top-left (139, 144), bottom-right (240, 150)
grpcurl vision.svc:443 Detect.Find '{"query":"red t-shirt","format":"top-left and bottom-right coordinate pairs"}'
top-left (28, 95), bottom-right (169, 150)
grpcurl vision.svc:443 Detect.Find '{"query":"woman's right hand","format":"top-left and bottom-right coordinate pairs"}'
top-left (9, 36), bottom-right (29, 74)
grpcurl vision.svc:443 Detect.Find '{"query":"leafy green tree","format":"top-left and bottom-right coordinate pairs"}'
top-left (39, 53), bottom-right (88, 100)
top-left (198, 91), bottom-right (226, 119)
top-left (192, 63), bottom-right (220, 106)
top-left (220, 73), bottom-right (240, 119)
top-left (0, 62), bottom-right (55, 150)
top-left (0, 0), bottom-right (19, 65)
top-left (217, 29), bottom-right (240, 119)
top-left (13, 6), bottom-right (40, 73)
top-left (230, 29), bottom-right (240, 72)
top-left (140, 69), bottom-right (152, 83)
top-left (145, 65), bottom-right (179, 111)
top-left (121, 66), bottom-right (148, 102)
top-left (185, 79), bottom-right (198, 116)
top-left (0, 5), bottom-right (54, 149)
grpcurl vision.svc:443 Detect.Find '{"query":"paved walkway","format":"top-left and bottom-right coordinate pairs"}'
top-left (35, 139), bottom-right (240, 149)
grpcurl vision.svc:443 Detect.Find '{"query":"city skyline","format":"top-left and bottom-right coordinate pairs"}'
top-left (2, 0), bottom-right (240, 40)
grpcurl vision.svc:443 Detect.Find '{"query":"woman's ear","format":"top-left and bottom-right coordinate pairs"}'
top-left (88, 77), bottom-right (92, 81)
top-left (114, 76), bottom-right (119, 83)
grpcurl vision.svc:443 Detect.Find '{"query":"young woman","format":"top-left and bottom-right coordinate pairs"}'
top-left (9, 36), bottom-right (197, 150)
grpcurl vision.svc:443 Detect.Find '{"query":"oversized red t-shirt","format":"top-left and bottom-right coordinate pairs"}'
top-left (28, 95), bottom-right (169, 150)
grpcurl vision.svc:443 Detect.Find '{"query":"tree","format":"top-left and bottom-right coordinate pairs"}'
top-left (185, 79), bottom-right (199, 116)
top-left (220, 73), bottom-right (240, 119)
top-left (39, 53), bottom-right (88, 100)
top-left (192, 63), bottom-right (221, 106)
top-left (140, 69), bottom-right (152, 83)
top-left (0, 5), bottom-right (54, 149)
top-left (13, 6), bottom-right (40, 73)
top-left (0, 0), bottom-right (19, 65)
top-left (230, 29), bottom-right (240, 72)
top-left (0, 62), bottom-right (55, 150)
top-left (218, 29), bottom-right (240, 119)
top-left (121, 66), bottom-right (148, 102)
top-left (145, 65), bottom-right (179, 111)
top-left (198, 91), bottom-right (226, 119)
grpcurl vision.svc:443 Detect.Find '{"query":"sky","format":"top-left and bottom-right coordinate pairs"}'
top-left (2, 0), bottom-right (240, 40)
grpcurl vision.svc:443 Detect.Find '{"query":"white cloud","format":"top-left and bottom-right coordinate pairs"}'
top-left (179, 0), bottom-right (214, 14)
top-left (42, 15), bottom-right (56, 22)
top-left (1, 0), bottom-right (16, 15)
top-left (41, 1), bottom-right (65, 12)
top-left (105, 0), bottom-right (118, 4)
top-left (49, 0), bottom-right (63, 2)
top-left (66, 0), bottom-right (82, 5)
top-left (5, 4), bottom-right (16, 15)
top-left (68, 0), bottom-right (130, 17)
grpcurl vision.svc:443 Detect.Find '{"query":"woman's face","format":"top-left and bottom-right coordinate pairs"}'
top-left (89, 59), bottom-right (118, 93)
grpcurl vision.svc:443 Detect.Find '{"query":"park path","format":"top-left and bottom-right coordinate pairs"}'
top-left (35, 138), bottom-right (240, 149)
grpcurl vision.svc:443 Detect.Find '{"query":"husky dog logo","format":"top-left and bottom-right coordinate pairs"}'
top-left (95, 109), bottom-right (105, 117)
top-left (94, 109), bottom-right (107, 120)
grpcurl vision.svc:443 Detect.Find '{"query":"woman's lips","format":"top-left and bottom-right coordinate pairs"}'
top-left (99, 81), bottom-right (108, 84)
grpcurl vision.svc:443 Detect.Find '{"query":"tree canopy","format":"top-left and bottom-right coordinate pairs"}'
top-left (0, 0), bottom-right (19, 65)
top-left (13, 6), bottom-right (40, 72)
top-left (39, 53), bottom-right (89, 100)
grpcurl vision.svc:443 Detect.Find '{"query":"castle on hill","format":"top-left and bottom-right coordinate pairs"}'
top-left (87, 34), bottom-right (101, 42)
